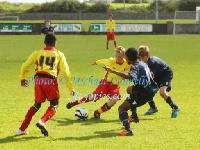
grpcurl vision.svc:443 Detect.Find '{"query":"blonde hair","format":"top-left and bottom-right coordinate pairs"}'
top-left (138, 45), bottom-right (150, 57)
top-left (116, 46), bottom-right (125, 55)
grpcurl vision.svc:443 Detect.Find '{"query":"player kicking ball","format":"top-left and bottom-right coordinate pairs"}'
top-left (106, 14), bottom-right (117, 50)
top-left (138, 46), bottom-right (180, 118)
top-left (16, 34), bottom-right (74, 136)
top-left (104, 47), bottom-right (159, 136)
top-left (66, 46), bottom-right (131, 119)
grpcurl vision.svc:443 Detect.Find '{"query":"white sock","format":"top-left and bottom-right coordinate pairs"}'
top-left (38, 120), bottom-right (45, 126)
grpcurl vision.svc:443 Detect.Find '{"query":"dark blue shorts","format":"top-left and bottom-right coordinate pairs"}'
top-left (155, 70), bottom-right (173, 92)
top-left (126, 89), bottom-right (155, 110)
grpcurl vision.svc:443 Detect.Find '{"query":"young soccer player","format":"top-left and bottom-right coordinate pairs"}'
top-left (16, 34), bottom-right (74, 136)
top-left (41, 20), bottom-right (56, 35)
top-left (138, 46), bottom-right (180, 118)
top-left (104, 47), bottom-right (158, 136)
top-left (66, 46), bottom-right (131, 119)
top-left (106, 14), bottom-right (117, 50)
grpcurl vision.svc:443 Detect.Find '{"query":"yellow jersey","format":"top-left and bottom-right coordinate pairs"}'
top-left (20, 47), bottom-right (74, 92)
top-left (106, 20), bottom-right (116, 32)
top-left (96, 57), bottom-right (131, 85)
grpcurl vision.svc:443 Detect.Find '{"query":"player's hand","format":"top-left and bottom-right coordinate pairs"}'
top-left (70, 90), bottom-right (75, 96)
top-left (103, 66), bottom-right (113, 73)
top-left (21, 79), bottom-right (29, 87)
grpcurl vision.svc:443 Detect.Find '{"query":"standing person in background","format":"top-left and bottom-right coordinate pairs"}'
top-left (41, 20), bottom-right (56, 35)
top-left (106, 14), bottom-right (117, 50)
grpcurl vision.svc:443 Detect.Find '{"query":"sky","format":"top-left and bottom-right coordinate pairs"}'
top-left (1, 0), bottom-right (84, 3)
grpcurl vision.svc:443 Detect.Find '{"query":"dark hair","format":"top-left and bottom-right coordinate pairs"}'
top-left (44, 34), bottom-right (56, 46)
top-left (125, 47), bottom-right (138, 62)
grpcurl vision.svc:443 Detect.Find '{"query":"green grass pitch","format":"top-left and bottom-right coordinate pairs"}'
top-left (0, 34), bottom-right (200, 149)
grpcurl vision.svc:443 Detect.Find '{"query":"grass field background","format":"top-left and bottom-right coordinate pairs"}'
top-left (0, 34), bottom-right (200, 149)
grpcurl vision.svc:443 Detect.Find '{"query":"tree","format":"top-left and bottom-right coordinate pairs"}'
top-left (148, 0), bottom-right (178, 12)
top-left (178, 0), bottom-right (200, 11)
top-left (113, 0), bottom-right (148, 3)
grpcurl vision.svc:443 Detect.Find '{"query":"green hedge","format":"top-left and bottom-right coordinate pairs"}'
top-left (1, 0), bottom-right (200, 13)
top-left (113, 0), bottom-right (148, 3)
top-left (27, 0), bottom-right (109, 13)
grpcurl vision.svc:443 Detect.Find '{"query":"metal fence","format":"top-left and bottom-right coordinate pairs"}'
top-left (2, 12), bottom-right (175, 20)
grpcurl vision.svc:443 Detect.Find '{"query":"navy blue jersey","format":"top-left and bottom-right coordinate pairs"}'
top-left (129, 60), bottom-right (158, 96)
top-left (41, 26), bottom-right (55, 35)
top-left (147, 56), bottom-right (172, 79)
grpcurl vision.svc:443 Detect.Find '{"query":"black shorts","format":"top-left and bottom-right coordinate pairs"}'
top-left (155, 70), bottom-right (173, 92)
top-left (126, 88), bottom-right (155, 110)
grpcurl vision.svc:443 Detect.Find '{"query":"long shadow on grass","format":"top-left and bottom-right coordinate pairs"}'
top-left (52, 129), bottom-right (118, 141)
top-left (52, 116), bottom-right (168, 127)
top-left (0, 135), bottom-right (43, 144)
top-left (51, 118), bottom-right (120, 126)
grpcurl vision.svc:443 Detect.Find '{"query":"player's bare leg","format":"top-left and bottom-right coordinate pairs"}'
top-left (94, 97), bottom-right (119, 119)
top-left (66, 93), bottom-right (100, 109)
top-left (16, 103), bottom-right (41, 136)
top-left (114, 40), bottom-right (117, 48)
top-left (160, 86), bottom-right (180, 118)
top-left (36, 100), bottom-right (58, 137)
top-left (106, 40), bottom-right (109, 49)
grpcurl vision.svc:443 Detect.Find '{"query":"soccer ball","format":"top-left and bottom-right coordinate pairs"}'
top-left (75, 107), bottom-right (88, 120)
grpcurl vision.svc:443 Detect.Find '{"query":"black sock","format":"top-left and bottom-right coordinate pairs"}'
top-left (148, 100), bottom-right (157, 109)
top-left (166, 96), bottom-right (178, 109)
top-left (130, 107), bottom-right (139, 123)
top-left (119, 111), bottom-right (131, 131)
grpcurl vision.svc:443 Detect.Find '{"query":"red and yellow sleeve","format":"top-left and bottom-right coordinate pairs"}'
top-left (19, 51), bottom-right (38, 80)
top-left (59, 53), bottom-right (74, 92)
top-left (95, 57), bottom-right (113, 66)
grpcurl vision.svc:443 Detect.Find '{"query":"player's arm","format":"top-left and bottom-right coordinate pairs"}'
top-left (104, 66), bottom-right (132, 79)
top-left (20, 51), bottom-right (38, 87)
top-left (41, 27), bottom-right (48, 35)
top-left (120, 65), bottom-right (132, 81)
top-left (93, 58), bottom-right (112, 66)
top-left (112, 20), bottom-right (116, 32)
top-left (59, 53), bottom-right (75, 95)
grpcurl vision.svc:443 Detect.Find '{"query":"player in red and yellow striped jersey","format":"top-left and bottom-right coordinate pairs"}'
top-left (16, 34), bottom-right (74, 136)
top-left (106, 14), bottom-right (117, 49)
top-left (66, 46), bottom-right (131, 119)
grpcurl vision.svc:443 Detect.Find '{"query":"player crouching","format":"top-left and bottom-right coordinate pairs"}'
top-left (138, 46), bottom-right (180, 118)
top-left (16, 34), bottom-right (74, 136)
top-left (66, 46), bottom-right (131, 119)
